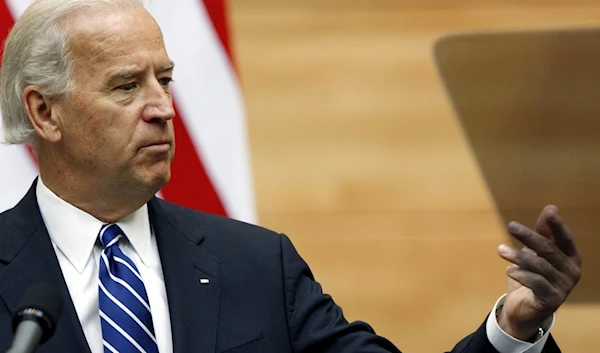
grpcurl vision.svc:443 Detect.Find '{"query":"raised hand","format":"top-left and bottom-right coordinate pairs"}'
top-left (496, 205), bottom-right (582, 341)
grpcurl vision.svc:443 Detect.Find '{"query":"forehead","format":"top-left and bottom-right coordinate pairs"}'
top-left (63, 5), bottom-right (170, 72)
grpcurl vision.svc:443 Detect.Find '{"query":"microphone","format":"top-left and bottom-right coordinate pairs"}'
top-left (6, 283), bottom-right (63, 353)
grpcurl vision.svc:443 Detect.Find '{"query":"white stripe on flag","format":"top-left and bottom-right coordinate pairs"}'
top-left (0, 125), bottom-right (38, 213)
top-left (148, 0), bottom-right (256, 223)
top-left (4, 0), bottom-right (29, 18)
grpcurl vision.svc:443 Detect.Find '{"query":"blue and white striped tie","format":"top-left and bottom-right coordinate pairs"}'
top-left (98, 224), bottom-right (159, 353)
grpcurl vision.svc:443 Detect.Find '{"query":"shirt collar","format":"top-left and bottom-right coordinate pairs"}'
top-left (36, 178), bottom-right (152, 273)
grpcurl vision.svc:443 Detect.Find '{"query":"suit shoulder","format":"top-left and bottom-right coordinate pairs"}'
top-left (0, 197), bottom-right (41, 235)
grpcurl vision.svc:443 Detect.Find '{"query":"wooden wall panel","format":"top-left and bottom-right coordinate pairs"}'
top-left (435, 29), bottom-right (600, 302)
top-left (230, 1), bottom-right (599, 351)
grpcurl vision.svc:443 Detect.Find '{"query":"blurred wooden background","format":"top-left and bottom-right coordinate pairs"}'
top-left (229, 1), bottom-right (599, 351)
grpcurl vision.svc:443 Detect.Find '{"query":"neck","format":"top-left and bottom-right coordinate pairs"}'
top-left (38, 155), bottom-right (155, 223)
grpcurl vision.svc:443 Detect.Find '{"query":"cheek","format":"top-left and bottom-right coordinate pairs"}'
top-left (61, 94), bottom-right (144, 161)
top-left (83, 106), bottom-right (135, 142)
top-left (62, 97), bottom-right (104, 136)
top-left (67, 96), bottom-right (147, 154)
top-left (72, 115), bottom-right (106, 146)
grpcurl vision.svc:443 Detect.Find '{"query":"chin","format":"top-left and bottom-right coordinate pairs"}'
top-left (130, 169), bottom-right (170, 196)
top-left (128, 161), bottom-right (172, 195)
top-left (148, 172), bottom-right (171, 191)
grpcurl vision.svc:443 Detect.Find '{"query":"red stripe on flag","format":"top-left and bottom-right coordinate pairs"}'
top-left (161, 0), bottom-right (235, 216)
top-left (160, 104), bottom-right (228, 216)
top-left (202, 0), bottom-right (235, 65)
top-left (0, 1), bottom-right (15, 64)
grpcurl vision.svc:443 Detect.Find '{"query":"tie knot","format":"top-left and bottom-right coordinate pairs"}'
top-left (99, 224), bottom-right (124, 250)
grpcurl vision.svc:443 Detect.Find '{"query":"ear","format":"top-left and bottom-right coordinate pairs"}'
top-left (22, 85), bottom-right (63, 143)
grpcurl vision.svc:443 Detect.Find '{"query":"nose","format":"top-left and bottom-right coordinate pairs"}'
top-left (142, 81), bottom-right (175, 123)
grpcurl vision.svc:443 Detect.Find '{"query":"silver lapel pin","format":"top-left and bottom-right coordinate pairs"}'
top-left (199, 278), bottom-right (210, 284)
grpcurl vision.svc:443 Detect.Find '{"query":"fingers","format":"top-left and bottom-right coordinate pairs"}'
top-left (505, 264), bottom-right (561, 312)
top-left (507, 222), bottom-right (572, 273)
top-left (534, 205), bottom-right (556, 240)
top-left (530, 204), bottom-right (582, 267)
top-left (546, 211), bottom-right (582, 264)
top-left (499, 245), bottom-right (573, 290)
top-left (500, 205), bottom-right (582, 303)
top-left (506, 264), bottom-right (553, 297)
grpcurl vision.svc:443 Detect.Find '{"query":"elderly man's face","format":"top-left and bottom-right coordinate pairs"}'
top-left (53, 5), bottom-right (175, 194)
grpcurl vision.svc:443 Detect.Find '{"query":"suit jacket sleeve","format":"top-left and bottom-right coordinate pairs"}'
top-left (278, 233), bottom-right (562, 353)
top-left (448, 319), bottom-right (561, 353)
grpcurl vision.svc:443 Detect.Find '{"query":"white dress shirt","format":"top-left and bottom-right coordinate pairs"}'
top-left (487, 295), bottom-right (554, 353)
top-left (35, 178), bottom-right (554, 353)
top-left (36, 179), bottom-right (173, 353)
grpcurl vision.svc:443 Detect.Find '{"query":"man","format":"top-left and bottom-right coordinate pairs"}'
top-left (0, 0), bottom-right (582, 352)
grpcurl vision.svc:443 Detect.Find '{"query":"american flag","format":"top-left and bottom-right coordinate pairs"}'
top-left (0, 0), bottom-right (256, 223)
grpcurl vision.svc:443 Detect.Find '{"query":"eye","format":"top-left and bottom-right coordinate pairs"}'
top-left (118, 82), bottom-right (137, 91)
top-left (159, 77), bottom-right (173, 86)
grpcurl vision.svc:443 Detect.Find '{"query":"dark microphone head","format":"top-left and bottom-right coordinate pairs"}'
top-left (12, 283), bottom-right (63, 344)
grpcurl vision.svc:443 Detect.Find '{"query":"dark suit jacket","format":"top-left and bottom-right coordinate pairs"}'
top-left (0, 182), bottom-right (560, 352)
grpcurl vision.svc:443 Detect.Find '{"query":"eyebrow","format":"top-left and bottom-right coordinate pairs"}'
top-left (160, 62), bottom-right (175, 72)
top-left (106, 61), bottom-right (175, 84)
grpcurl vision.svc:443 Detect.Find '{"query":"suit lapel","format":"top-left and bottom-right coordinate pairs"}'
top-left (149, 198), bottom-right (221, 353)
top-left (0, 181), bottom-right (91, 352)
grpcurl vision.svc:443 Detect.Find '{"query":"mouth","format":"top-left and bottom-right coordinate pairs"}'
top-left (140, 140), bottom-right (172, 152)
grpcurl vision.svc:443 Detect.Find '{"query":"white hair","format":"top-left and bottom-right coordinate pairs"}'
top-left (0, 0), bottom-right (145, 145)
